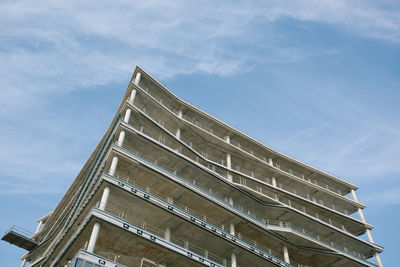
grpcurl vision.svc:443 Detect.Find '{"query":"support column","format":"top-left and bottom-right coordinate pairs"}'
top-left (358, 208), bottom-right (366, 223)
top-left (128, 89), bottom-right (137, 105)
top-left (177, 110), bottom-right (183, 118)
top-left (227, 172), bottom-right (233, 182)
top-left (134, 72), bottom-right (141, 85)
top-left (225, 135), bottom-right (230, 144)
top-left (20, 259), bottom-right (26, 267)
top-left (165, 227), bottom-right (171, 242)
top-left (35, 220), bottom-right (43, 234)
top-left (272, 177), bottom-right (277, 187)
top-left (117, 131), bottom-right (125, 147)
top-left (87, 222), bottom-right (101, 253)
top-left (226, 153), bottom-right (231, 169)
top-left (366, 229), bottom-right (374, 243)
top-left (228, 197), bottom-right (234, 206)
top-left (109, 156), bottom-right (119, 176)
top-left (375, 253), bottom-right (383, 267)
top-left (124, 108), bottom-right (131, 124)
top-left (351, 189), bottom-right (359, 202)
top-left (176, 128), bottom-right (181, 140)
top-left (283, 245), bottom-right (290, 264)
top-left (269, 158), bottom-right (273, 166)
top-left (231, 252), bottom-right (237, 267)
top-left (229, 223), bottom-right (235, 236)
top-left (99, 186), bottom-right (110, 211)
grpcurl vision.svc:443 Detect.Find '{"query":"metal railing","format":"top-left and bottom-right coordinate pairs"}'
top-left (126, 120), bottom-right (364, 237)
top-left (4, 225), bottom-right (34, 238)
top-left (113, 144), bottom-right (377, 267)
top-left (112, 173), bottom-right (296, 266)
top-left (137, 91), bottom-right (349, 198)
top-left (129, 105), bottom-right (358, 221)
top-left (104, 202), bottom-right (232, 267)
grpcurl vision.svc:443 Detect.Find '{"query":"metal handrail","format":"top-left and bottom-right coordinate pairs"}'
top-left (112, 173), bottom-right (295, 266)
top-left (5, 225), bottom-right (34, 238)
top-left (126, 120), bottom-right (367, 239)
top-left (113, 144), bottom-right (378, 267)
top-left (104, 202), bottom-right (232, 267)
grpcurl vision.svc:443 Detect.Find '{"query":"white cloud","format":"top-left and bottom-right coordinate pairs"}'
top-left (0, 0), bottom-right (399, 194)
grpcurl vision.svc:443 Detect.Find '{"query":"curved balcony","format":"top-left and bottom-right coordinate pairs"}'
top-left (118, 110), bottom-right (377, 245)
top-left (125, 97), bottom-right (364, 221)
top-left (111, 143), bottom-right (379, 267)
top-left (132, 82), bottom-right (357, 197)
top-left (103, 172), bottom-right (297, 267)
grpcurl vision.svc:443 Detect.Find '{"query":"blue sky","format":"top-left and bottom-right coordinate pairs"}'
top-left (0, 0), bottom-right (399, 266)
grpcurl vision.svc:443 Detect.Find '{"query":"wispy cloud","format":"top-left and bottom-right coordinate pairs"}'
top-left (0, 0), bottom-right (399, 195)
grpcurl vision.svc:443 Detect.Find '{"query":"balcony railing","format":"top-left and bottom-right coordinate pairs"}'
top-left (132, 87), bottom-right (351, 198)
top-left (110, 173), bottom-right (297, 267)
top-left (128, 100), bottom-right (361, 221)
top-left (103, 202), bottom-right (233, 267)
top-left (125, 118), bottom-right (367, 237)
top-left (112, 144), bottom-right (378, 267)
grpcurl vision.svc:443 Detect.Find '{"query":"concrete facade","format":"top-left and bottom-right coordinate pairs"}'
top-left (3, 66), bottom-right (383, 267)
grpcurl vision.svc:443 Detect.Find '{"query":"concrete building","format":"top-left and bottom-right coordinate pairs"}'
top-left (2, 66), bottom-right (384, 267)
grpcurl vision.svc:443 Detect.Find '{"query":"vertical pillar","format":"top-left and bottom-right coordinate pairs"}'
top-left (231, 252), bottom-right (237, 267)
top-left (35, 220), bottom-right (43, 234)
top-left (165, 227), bottom-right (171, 242)
top-left (230, 223), bottom-right (235, 236)
top-left (176, 128), bottom-right (181, 140)
top-left (272, 177), bottom-right (277, 187)
top-left (351, 189), bottom-right (359, 202)
top-left (269, 158), bottom-right (273, 166)
top-left (225, 135), bottom-right (230, 144)
top-left (283, 245), bottom-right (290, 264)
top-left (99, 186), bottom-right (110, 211)
top-left (128, 89), bottom-right (137, 105)
top-left (358, 208), bottom-right (366, 223)
top-left (109, 156), bottom-right (119, 176)
top-left (87, 222), bottom-right (101, 253)
top-left (20, 259), bottom-right (26, 267)
top-left (228, 197), bottom-right (234, 206)
top-left (226, 153), bottom-right (231, 169)
top-left (177, 110), bottom-right (183, 118)
top-left (117, 131), bottom-right (125, 147)
top-left (134, 72), bottom-right (141, 85)
top-left (375, 253), bottom-right (383, 267)
top-left (366, 229), bottom-right (374, 243)
top-left (124, 108), bottom-right (131, 124)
